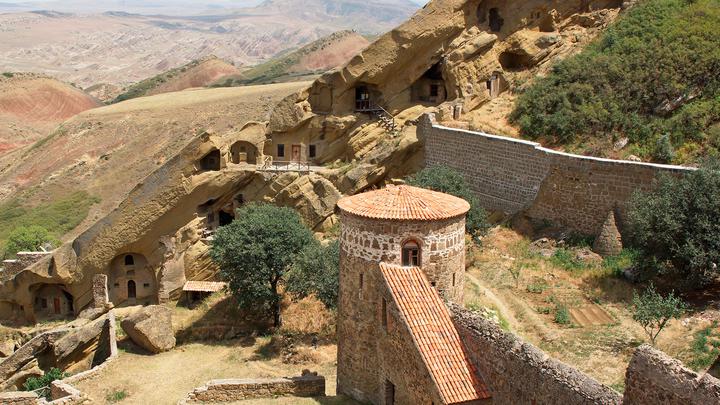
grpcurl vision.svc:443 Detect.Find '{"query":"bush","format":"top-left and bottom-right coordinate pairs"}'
top-left (510, 0), bottom-right (720, 162)
top-left (106, 389), bottom-right (128, 403)
top-left (554, 304), bottom-right (572, 325)
top-left (627, 163), bottom-right (720, 286)
top-left (285, 240), bottom-right (340, 310)
top-left (687, 321), bottom-right (720, 370)
top-left (5, 225), bottom-right (57, 257)
top-left (23, 368), bottom-right (66, 397)
top-left (2, 72), bottom-right (13, 78)
top-left (550, 248), bottom-right (587, 272)
top-left (407, 166), bottom-right (490, 241)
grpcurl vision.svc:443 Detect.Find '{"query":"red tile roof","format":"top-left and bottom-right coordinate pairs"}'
top-left (336, 185), bottom-right (470, 221)
top-left (183, 281), bottom-right (227, 293)
top-left (380, 263), bottom-right (491, 403)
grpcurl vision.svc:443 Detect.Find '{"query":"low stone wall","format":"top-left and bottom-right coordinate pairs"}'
top-left (623, 344), bottom-right (720, 404)
top-left (1, 252), bottom-right (53, 281)
top-left (421, 113), bottom-right (693, 235)
top-left (0, 391), bottom-right (39, 404)
top-left (183, 371), bottom-right (325, 403)
top-left (450, 305), bottom-right (622, 405)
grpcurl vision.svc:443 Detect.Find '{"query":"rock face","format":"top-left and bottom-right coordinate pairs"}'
top-left (592, 211), bottom-right (623, 257)
top-left (121, 306), bottom-right (176, 354)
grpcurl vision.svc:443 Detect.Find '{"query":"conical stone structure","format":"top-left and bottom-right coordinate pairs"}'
top-left (593, 210), bottom-right (623, 257)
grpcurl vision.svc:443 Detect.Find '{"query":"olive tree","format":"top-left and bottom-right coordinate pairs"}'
top-left (632, 283), bottom-right (687, 345)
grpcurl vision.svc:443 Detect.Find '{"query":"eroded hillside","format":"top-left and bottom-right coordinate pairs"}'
top-left (0, 73), bottom-right (101, 155)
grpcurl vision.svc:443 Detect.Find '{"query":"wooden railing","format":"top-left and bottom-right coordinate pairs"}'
top-left (258, 158), bottom-right (311, 174)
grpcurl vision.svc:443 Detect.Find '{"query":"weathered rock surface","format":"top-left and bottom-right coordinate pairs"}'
top-left (121, 306), bottom-right (176, 354)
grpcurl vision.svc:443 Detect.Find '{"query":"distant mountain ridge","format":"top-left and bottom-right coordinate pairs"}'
top-left (0, 0), bottom-right (419, 88)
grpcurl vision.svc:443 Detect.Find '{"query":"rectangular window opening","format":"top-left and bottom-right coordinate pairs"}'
top-left (381, 298), bottom-right (388, 331)
top-left (309, 144), bottom-right (317, 158)
top-left (277, 144), bottom-right (285, 158)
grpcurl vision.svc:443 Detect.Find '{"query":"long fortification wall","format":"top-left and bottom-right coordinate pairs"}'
top-left (623, 344), bottom-right (720, 404)
top-left (421, 114), bottom-right (693, 235)
top-left (450, 305), bottom-right (622, 404)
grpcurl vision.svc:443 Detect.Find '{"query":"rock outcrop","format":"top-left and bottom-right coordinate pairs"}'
top-left (121, 306), bottom-right (176, 354)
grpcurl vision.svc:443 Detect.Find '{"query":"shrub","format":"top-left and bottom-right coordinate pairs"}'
top-left (554, 304), bottom-right (572, 325)
top-left (526, 281), bottom-right (548, 294)
top-left (627, 163), bottom-right (720, 286)
top-left (285, 240), bottom-right (340, 310)
top-left (407, 166), bottom-right (490, 242)
top-left (23, 368), bottom-right (66, 398)
top-left (2, 72), bottom-right (13, 78)
top-left (106, 389), bottom-right (128, 403)
top-left (5, 225), bottom-right (57, 257)
top-left (550, 248), bottom-right (587, 272)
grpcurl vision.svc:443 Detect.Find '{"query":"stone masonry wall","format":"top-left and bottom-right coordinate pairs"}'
top-left (450, 305), bottom-right (622, 405)
top-left (183, 373), bottom-right (325, 403)
top-left (340, 212), bottom-right (466, 303)
top-left (421, 113), bottom-right (693, 235)
top-left (623, 344), bottom-right (720, 404)
top-left (1, 252), bottom-right (53, 281)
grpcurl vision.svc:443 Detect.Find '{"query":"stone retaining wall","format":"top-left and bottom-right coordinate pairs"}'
top-left (450, 305), bottom-right (622, 404)
top-left (623, 344), bottom-right (720, 404)
top-left (421, 114), bottom-right (693, 235)
top-left (183, 372), bottom-right (325, 403)
top-left (1, 252), bottom-right (53, 281)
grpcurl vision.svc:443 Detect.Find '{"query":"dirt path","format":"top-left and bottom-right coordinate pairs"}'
top-left (466, 272), bottom-right (555, 341)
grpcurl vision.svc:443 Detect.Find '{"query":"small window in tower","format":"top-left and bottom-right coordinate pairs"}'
top-left (277, 144), bottom-right (285, 158)
top-left (124, 254), bottom-right (134, 266)
top-left (143, 283), bottom-right (150, 288)
top-left (381, 298), bottom-right (388, 331)
top-left (452, 273), bottom-right (456, 286)
top-left (114, 283), bottom-right (120, 288)
top-left (401, 241), bottom-right (421, 267)
top-left (309, 144), bottom-right (317, 158)
top-left (359, 273), bottom-right (364, 299)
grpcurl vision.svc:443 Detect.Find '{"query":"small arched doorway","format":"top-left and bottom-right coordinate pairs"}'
top-left (127, 280), bottom-right (137, 299)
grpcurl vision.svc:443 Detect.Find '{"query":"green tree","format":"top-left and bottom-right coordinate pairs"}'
top-left (407, 165), bottom-right (490, 241)
top-left (627, 162), bottom-right (720, 286)
top-left (23, 368), bottom-right (66, 399)
top-left (286, 239), bottom-right (340, 310)
top-left (5, 225), bottom-right (57, 257)
top-left (632, 283), bottom-right (687, 345)
top-left (210, 203), bottom-right (314, 327)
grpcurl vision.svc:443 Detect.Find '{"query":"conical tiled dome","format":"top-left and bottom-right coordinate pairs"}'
top-left (337, 185), bottom-right (470, 221)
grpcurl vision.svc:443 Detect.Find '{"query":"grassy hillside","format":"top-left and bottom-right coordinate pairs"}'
top-left (0, 191), bottom-right (99, 257)
top-left (511, 0), bottom-right (720, 164)
top-left (112, 57), bottom-right (238, 103)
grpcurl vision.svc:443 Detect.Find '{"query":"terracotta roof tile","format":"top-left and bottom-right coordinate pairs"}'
top-left (182, 281), bottom-right (227, 293)
top-left (337, 185), bottom-right (470, 221)
top-left (380, 263), bottom-right (491, 403)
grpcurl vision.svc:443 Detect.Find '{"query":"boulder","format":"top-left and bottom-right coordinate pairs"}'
top-left (121, 306), bottom-right (175, 354)
top-left (0, 340), bottom-right (15, 358)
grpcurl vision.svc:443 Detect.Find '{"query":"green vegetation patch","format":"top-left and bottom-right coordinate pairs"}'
top-left (0, 191), bottom-right (100, 257)
top-left (686, 321), bottom-right (720, 370)
top-left (112, 58), bottom-right (206, 103)
top-left (511, 0), bottom-right (720, 164)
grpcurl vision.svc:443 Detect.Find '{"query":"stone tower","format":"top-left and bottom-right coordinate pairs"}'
top-left (336, 185), bottom-right (487, 404)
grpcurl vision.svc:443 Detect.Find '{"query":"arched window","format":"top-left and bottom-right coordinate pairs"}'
top-left (401, 240), bottom-right (421, 267)
top-left (124, 255), bottom-right (134, 266)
